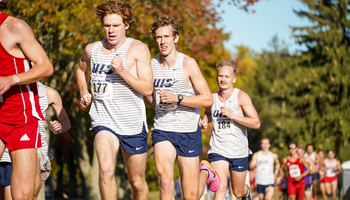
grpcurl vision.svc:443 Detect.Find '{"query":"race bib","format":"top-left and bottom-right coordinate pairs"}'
top-left (155, 90), bottom-right (177, 111)
top-left (91, 78), bottom-right (113, 100)
top-left (326, 169), bottom-right (336, 177)
top-left (289, 165), bottom-right (301, 178)
top-left (0, 95), bottom-right (3, 103)
top-left (258, 164), bottom-right (269, 173)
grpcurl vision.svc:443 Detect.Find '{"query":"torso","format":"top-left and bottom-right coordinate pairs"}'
top-left (208, 89), bottom-right (249, 159)
top-left (256, 151), bottom-right (275, 185)
top-left (151, 52), bottom-right (199, 133)
top-left (88, 38), bottom-right (147, 135)
top-left (324, 158), bottom-right (337, 178)
top-left (286, 156), bottom-right (305, 184)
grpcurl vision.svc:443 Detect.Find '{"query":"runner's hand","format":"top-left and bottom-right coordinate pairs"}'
top-left (294, 175), bottom-right (303, 182)
top-left (221, 106), bottom-right (233, 119)
top-left (80, 92), bottom-right (92, 107)
top-left (159, 89), bottom-right (177, 103)
top-left (0, 76), bottom-right (16, 95)
top-left (201, 116), bottom-right (208, 129)
top-left (50, 120), bottom-right (62, 134)
top-left (111, 55), bottom-right (124, 73)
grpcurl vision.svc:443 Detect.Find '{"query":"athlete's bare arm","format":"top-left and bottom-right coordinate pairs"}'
top-left (336, 160), bottom-right (342, 174)
top-left (279, 157), bottom-right (288, 176)
top-left (112, 40), bottom-right (153, 96)
top-left (159, 56), bottom-right (212, 108)
top-left (249, 152), bottom-right (258, 170)
top-left (307, 157), bottom-right (317, 173)
top-left (200, 104), bottom-right (212, 129)
top-left (0, 18), bottom-right (53, 95)
top-left (76, 43), bottom-right (94, 107)
top-left (295, 157), bottom-right (310, 182)
top-left (221, 90), bottom-right (260, 129)
top-left (273, 153), bottom-right (280, 179)
top-left (45, 86), bottom-right (71, 134)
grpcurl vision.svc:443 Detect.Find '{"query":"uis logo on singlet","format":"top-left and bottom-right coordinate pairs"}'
top-left (153, 79), bottom-right (177, 88)
top-left (213, 110), bottom-right (224, 118)
top-left (91, 64), bottom-right (114, 74)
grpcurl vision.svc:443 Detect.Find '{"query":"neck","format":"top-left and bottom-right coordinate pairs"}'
top-left (160, 50), bottom-right (178, 69)
top-left (219, 88), bottom-right (234, 99)
top-left (105, 36), bottom-right (127, 52)
top-left (261, 149), bottom-right (269, 154)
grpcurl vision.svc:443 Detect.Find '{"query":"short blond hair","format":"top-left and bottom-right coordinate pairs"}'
top-left (96, 1), bottom-right (134, 28)
top-left (216, 59), bottom-right (238, 75)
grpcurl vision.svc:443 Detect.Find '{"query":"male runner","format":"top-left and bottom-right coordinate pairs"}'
top-left (145, 15), bottom-right (213, 200)
top-left (280, 141), bottom-right (310, 200)
top-left (0, 1), bottom-right (53, 199)
top-left (76, 2), bottom-right (152, 200)
top-left (321, 150), bottom-right (342, 200)
top-left (298, 145), bottom-right (316, 200)
top-left (305, 143), bottom-right (319, 200)
top-left (200, 59), bottom-right (260, 200)
top-left (250, 138), bottom-right (280, 200)
top-left (0, 82), bottom-right (71, 200)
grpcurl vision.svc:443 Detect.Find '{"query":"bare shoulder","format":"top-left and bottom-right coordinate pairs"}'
top-left (183, 54), bottom-right (198, 68)
top-left (238, 90), bottom-right (251, 101)
top-left (45, 85), bottom-right (60, 104)
top-left (129, 39), bottom-right (150, 53)
top-left (272, 152), bottom-right (279, 159)
top-left (82, 42), bottom-right (98, 59)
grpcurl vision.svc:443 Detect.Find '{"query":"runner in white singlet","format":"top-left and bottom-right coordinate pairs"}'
top-left (145, 15), bottom-right (213, 200)
top-left (322, 150), bottom-right (342, 200)
top-left (200, 59), bottom-right (260, 200)
top-left (76, 2), bottom-right (153, 199)
top-left (250, 138), bottom-right (280, 200)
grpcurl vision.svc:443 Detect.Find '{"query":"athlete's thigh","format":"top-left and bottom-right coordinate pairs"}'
top-left (10, 149), bottom-right (37, 193)
top-left (121, 149), bottom-right (147, 180)
top-left (330, 180), bottom-right (337, 193)
top-left (230, 169), bottom-right (247, 192)
top-left (324, 182), bottom-right (332, 194)
top-left (94, 130), bottom-right (120, 166)
top-left (177, 155), bottom-right (200, 194)
top-left (211, 160), bottom-right (230, 188)
top-left (154, 141), bottom-right (176, 175)
top-left (264, 186), bottom-right (274, 200)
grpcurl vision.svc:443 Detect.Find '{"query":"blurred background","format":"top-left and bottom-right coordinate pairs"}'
top-left (4, 0), bottom-right (350, 199)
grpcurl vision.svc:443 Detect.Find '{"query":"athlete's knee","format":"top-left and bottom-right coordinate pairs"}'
top-left (183, 189), bottom-right (198, 200)
top-left (99, 163), bottom-right (115, 180)
top-left (12, 190), bottom-right (35, 200)
top-left (215, 183), bottom-right (227, 196)
top-left (129, 176), bottom-right (147, 191)
top-left (159, 175), bottom-right (174, 192)
top-left (232, 188), bottom-right (245, 198)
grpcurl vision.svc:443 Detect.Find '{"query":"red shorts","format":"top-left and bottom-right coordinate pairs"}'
top-left (323, 176), bottom-right (337, 183)
top-left (0, 117), bottom-right (41, 151)
top-left (288, 181), bottom-right (305, 200)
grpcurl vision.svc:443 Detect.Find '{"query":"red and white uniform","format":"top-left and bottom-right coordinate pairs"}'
top-left (287, 156), bottom-right (305, 200)
top-left (0, 12), bottom-right (43, 151)
top-left (324, 158), bottom-right (337, 183)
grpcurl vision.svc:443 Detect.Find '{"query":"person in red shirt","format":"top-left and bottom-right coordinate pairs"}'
top-left (0, 1), bottom-right (53, 199)
top-left (280, 142), bottom-right (310, 200)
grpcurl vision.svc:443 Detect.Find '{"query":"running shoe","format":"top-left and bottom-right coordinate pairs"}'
top-left (37, 148), bottom-right (51, 181)
top-left (242, 185), bottom-right (252, 200)
top-left (200, 160), bottom-right (220, 192)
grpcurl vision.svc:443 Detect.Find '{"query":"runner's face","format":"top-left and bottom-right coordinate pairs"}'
top-left (154, 25), bottom-right (179, 56)
top-left (297, 148), bottom-right (304, 156)
top-left (328, 151), bottom-right (335, 159)
top-left (307, 145), bottom-right (314, 153)
top-left (217, 66), bottom-right (236, 90)
top-left (288, 144), bottom-right (297, 155)
top-left (319, 151), bottom-right (324, 158)
top-left (102, 14), bottom-right (129, 47)
top-left (260, 139), bottom-right (270, 151)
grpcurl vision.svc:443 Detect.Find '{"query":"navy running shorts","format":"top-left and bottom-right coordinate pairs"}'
top-left (92, 124), bottom-right (148, 154)
top-left (0, 162), bottom-right (12, 187)
top-left (257, 184), bottom-right (275, 194)
top-left (208, 153), bottom-right (249, 172)
top-left (151, 125), bottom-right (203, 157)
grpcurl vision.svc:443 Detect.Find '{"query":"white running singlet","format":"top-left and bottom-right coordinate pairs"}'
top-left (89, 38), bottom-right (147, 135)
top-left (151, 53), bottom-right (199, 132)
top-left (208, 89), bottom-right (249, 158)
top-left (256, 151), bottom-right (275, 185)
